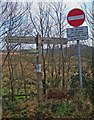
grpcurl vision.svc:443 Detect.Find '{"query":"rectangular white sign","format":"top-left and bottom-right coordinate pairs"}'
top-left (36, 64), bottom-right (41, 72)
top-left (67, 26), bottom-right (88, 41)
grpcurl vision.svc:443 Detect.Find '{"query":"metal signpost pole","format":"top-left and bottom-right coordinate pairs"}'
top-left (77, 40), bottom-right (83, 88)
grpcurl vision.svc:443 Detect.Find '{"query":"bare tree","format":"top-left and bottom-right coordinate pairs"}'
top-left (1, 2), bottom-right (31, 101)
top-left (47, 2), bottom-right (67, 91)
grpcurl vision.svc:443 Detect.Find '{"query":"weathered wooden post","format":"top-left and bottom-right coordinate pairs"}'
top-left (36, 34), bottom-right (42, 103)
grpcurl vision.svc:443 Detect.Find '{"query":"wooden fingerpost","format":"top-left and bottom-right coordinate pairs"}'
top-left (36, 34), bottom-right (42, 104)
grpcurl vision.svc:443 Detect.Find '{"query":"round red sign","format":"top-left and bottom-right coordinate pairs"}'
top-left (67, 8), bottom-right (85, 27)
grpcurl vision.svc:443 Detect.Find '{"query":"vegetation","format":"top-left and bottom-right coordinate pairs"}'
top-left (2, 46), bottom-right (93, 119)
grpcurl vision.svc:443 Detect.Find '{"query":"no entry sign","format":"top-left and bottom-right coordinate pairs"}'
top-left (67, 8), bottom-right (85, 27)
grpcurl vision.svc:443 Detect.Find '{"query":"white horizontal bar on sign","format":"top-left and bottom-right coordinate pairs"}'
top-left (68, 15), bottom-right (84, 21)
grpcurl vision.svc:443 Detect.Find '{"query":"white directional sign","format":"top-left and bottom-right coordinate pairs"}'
top-left (67, 26), bottom-right (88, 41)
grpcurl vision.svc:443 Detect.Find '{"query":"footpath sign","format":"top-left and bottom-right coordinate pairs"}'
top-left (67, 26), bottom-right (88, 41)
top-left (67, 8), bottom-right (88, 89)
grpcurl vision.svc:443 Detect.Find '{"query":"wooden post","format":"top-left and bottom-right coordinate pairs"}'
top-left (36, 34), bottom-right (42, 103)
